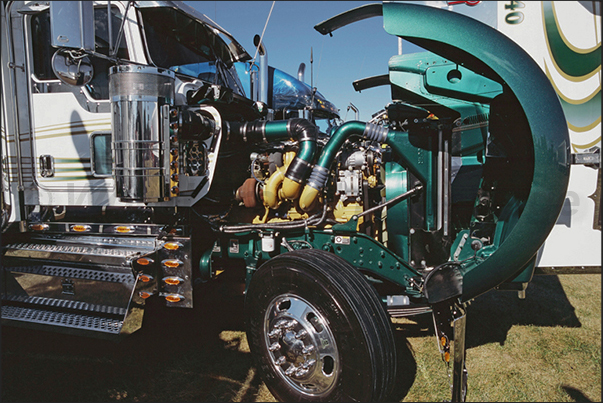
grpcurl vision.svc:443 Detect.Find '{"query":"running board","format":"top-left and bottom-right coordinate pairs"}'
top-left (1, 235), bottom-right (157, 339)
top-left (2, 305), bottom-right (126, 337)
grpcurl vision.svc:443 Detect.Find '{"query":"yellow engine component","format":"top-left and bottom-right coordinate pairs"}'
top-left (333, 199), bottom-right (364, 227)
top-left (281, 177), bottom-right (302, 200)
top-left (252, 207), bottom-right (309, 224)
top-left (299, 185), bottom-right (319, 211)
top-left (262, 151), bottom-right (297, 210)
top-left (263, 168), bottom-right (285, 209)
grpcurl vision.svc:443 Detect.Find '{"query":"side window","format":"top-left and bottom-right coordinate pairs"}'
top-left (87, 7), bottom-right (129, 100)
top-left (31, 11), bottom-right (54, 80)
top-left (91, 132), bottom-right (112, 177)
top-left (30, 7), bottom-right (129, 100)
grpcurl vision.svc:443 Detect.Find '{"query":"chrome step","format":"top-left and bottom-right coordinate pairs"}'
top-left (1, 231), bottom-right (192, 337)
top-left (1, 305), bottom-right (123, 335)
top-left (1, 252), bottom-right (148, 337)
top-left (3, 294), bottom-right (128, 316)
top-left (3, 235), bottom-right (155, 266)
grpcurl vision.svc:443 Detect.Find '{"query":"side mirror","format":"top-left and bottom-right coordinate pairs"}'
top-left (49, 2), bottom-right (95, 51)
top-left (51, 49), bottom-right (94, 86)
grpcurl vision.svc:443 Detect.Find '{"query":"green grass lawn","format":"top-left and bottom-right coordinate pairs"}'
top-left (1, 274), bottom-right (600, 402)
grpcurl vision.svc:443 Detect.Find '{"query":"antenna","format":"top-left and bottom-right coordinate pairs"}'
top-left (310, 47), bottom-right (313, 89)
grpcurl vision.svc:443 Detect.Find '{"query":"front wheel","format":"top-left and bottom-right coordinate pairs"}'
top-left (245, 249), bottom-right (396, 402)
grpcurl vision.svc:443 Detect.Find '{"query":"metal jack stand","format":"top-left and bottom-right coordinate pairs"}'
top-left (432, 301), bottom-right (468, 402)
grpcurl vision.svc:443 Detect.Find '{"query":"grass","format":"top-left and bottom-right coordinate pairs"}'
top-left (1, 274), bottom-right (600, 402)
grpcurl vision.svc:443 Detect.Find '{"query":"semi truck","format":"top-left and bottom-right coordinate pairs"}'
top-left (1, 1), bottom-right (599, 401)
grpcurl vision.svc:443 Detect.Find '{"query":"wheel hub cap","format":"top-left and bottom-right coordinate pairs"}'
top-left (264, 294), bottom-right (339, 396)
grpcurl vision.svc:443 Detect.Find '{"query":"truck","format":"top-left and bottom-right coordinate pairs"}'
top-left (1, 1), bottom-right (599, 402)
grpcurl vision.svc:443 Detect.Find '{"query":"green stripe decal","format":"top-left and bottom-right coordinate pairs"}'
top-left (543, 1), bottom-right (601, 79)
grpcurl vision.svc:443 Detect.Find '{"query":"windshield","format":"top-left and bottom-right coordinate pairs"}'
top-left (139, 7), bottom-right (244, 95)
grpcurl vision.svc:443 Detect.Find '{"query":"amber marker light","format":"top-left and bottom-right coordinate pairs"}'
top-left (136, 257), bottom-right (153, 266)
top-left (163, 276), bottom-right (183, 286)
top-left (71, 224), bottom-right (91, 232)
top-left (139, 274), bottom-right (153, 283)
top-left (165, 294), bottom-right (183, 303)
top-left (162, 259), bottom-right (182, 268)
top-left (29, 223), bottom-right (49, 231)
top-left (115, 226), bottom-right (135, 233)
top-left (163, 242), bottom-right (183, 251)
top-left (444, 351), bottom-right (450, 362)
top-left (139, 291), bottom-right (152, 299)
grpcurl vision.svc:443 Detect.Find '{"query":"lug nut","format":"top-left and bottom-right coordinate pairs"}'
top-left (268, 329), bottom-right (282, 339)
top-left (302, 345), bottom-right (315, 355)
top-left (268, 342), bottom-right (281, 352)
top-left (276, 319), bottom-right (289, 329)
top-left (285, 366), bottom-right (297, 377)
top-left (295, 367), bottom-right (309, 377)
top-left (295, 329), bottom-right (308, 339)
top-left (302, 359), bottom-right (316, 369)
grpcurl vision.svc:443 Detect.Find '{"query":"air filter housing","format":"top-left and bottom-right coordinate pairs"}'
top-left (109, 65), bottom-right (175, 203)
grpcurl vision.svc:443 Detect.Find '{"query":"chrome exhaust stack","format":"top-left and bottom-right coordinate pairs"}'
top-left (109, 65), bottom-right (175, 203)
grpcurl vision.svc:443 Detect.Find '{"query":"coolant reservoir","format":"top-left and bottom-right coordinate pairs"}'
top-left (109, 65), bottom-right (175, 203)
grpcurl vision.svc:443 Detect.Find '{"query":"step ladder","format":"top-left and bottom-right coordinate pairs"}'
top-left (1, 233), bottom-right (157, 339)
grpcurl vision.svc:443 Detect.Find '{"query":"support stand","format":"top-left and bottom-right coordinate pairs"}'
top-left (432, 301), bottom-right (468, 402)
top-left (451, 304), bottom-right (467, 402)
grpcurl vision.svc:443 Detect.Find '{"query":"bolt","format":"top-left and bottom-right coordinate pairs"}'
top-left (269, 342), bottom-right (281, 352)
top-left (285, 366), bottom-right (297, 377)
top-left (276, 356), bottom-right (286, 365)
top-left (276, 319), bottom-right (289, 329)
top-left (296, 329), bottom-right (308, 339)
top-left (302, 345), bottom-right (315, 355)
top-left (286, 320), bottom-right (298, 330)
top-left (302, 359), bottom-right (316, 369)
top-left (268, 329), bottom-right (282, 339)
top-left (295, 367), bottom-right (310, 377)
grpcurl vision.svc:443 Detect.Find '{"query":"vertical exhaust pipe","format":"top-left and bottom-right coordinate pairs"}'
top-left (254, 35), bottom-right (268, 105)
top-left (347, 103), bottom-right (359, 121)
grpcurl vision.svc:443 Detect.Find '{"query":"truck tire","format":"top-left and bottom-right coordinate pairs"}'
top-left (245, 249), bottom-right (396, 402)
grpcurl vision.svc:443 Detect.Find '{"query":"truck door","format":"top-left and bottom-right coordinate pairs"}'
top-left (26, 4), bottom-right (130, 206)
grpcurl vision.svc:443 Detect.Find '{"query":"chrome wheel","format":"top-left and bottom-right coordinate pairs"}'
top-left (246, 249), bottom-right (397, 401)
top-left (264, 294), bottom-right (338, 397)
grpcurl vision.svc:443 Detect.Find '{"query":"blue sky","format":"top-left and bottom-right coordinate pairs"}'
top-left (184, 1), bottom-right (424, 121)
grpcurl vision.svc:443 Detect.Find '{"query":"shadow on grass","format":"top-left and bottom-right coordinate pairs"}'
top-left (388, 275), bottom-right (582, 348)
top-left (465, 275), bottom-right (581, 348)
top-left (1, 276), bottom-right (264, 402)
top-left (562, 385), bottom-right (594, 402)
top-left (388, 327), bottom-right (418, 401)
